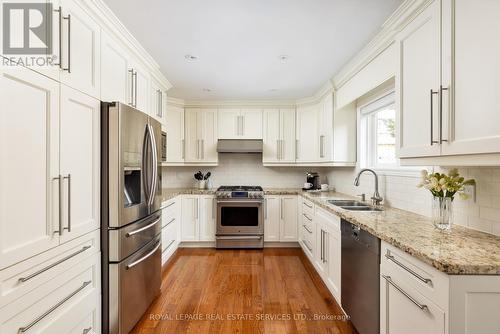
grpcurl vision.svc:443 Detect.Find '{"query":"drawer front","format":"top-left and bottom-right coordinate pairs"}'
top-left (161, 220), bottom-right (177, 253)
top-left (381, 242), bottom-right (449, 309)
top-left (302, 198), bottom-right (314, 216)
top-left (0, 230), bottom-right (99, 308)
top-left (301, 211), bottom-right (314, 231)
top-left (161, 199), bottom-right (178, 227)
top-left (0, 253), bottom-right (100, 334)
top-left (315, 206), bottom-right (340, 231)
top-left (300, 224), bottom-right (315, 257)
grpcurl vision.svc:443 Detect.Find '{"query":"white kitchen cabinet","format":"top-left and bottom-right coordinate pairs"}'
top-left (296, 105), bottom-right (319, 162)
top-left (0, 64), bottom-right (61, 269)
top-left (218, 109), bottom-right (262, 139)
top-left (185, 108), bottom-right (218, 164)
top-left (263, 109), bottom-right (296, 164)
top-left (161, 199), bottom-right (179, 265)
top-left (130, 59), bottom-right (150, 114)
top-left (396, 0), bottom-right (441, 158)
top-left (325, 224), bottom-right (341, 301)
top-left (199, 196), bottom-right (216, 241)
top-left (165, 104), bottom-right (185, 164)
top-left (101, 31), bottom-right (129, 104)
top-left (264, 196), bottom-right (280, 242)
top-left (318, 94), bottom-right (334, 162)
top-left (180, 195), bottom-right (216, 242)
top-left (59, 85), bottom-right (100, 244)
top-left (263, 196), bottom-right (297, 242)
top-left (150, 77), bottom-right (165, 125)
top-left (60, 0), bottom-right (101, 99)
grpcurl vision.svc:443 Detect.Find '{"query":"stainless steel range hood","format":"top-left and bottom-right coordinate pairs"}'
top-left (217, 139), bottom-right (263, 153)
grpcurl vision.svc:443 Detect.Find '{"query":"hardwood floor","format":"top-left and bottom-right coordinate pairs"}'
top-left (131, 248), bottom-right (357, 334)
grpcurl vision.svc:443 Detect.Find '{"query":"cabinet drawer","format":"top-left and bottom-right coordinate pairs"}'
top-left (300, 225), bottom-right (315, 255)
top-left (0, 253), bottom-right (100, 334)
top-left (302, 198), bottom-right (314, 216)
top-left (301, 211), bottom-right (314, 231)
top-left (0, 230), bottom-right (99, 308)
top-left (381, 242), bottom-right (449, 309)
top-left (161, 220), bottom-right (177, 253)
top-left (162, 199), bottom-right (178, 228)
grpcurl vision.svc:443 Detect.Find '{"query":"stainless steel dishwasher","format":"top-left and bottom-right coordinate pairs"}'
top-left (341, 219), bottom-right (380, 334)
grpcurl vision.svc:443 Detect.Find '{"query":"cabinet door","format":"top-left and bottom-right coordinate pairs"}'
top-left (380, 275), bottom-right (445, 334)
top-left (326, 229), bottom-right (341, 302)
top-left (166, 104), bottom-right (185, 163)
top-left (440, 0), bottom-right (500, 155)
top-left (0, 65), bottom-right (60, 269)
top-left (150, 78), bottom-right (162, 123)
top-left (296, 105), bottom-right (319, 162)
top-left (264, 197), bottom-right (280, 242)
top-left (262, 109), bottom-right (280, 163)
top-left (199, 196), bottom-right (216, 241)
top-left (59, 86), bottom-right (100, 243)
top-left (131, 62), bottom-right (150, 114)
top-left (199, 109), bottom-right (218, 163)
top-left (60, 0), bottom-right (100, 99)
top-left (319, 95), bottom-right (333, 162)
top-left (184, 109), bottom-right (199, 162)
top-left (241, 109), bottom-right (263, 139)
top-left (280, 196), bottom-right (297, 241)
top-left (280, 109), bottom-right (296, 163)
top-left (100, 31), bottom-right (130, 104)
top-left (396, 0), bottom-right (441, 158)
top-left (315, 224), bottom-right (327, 276)
top-left (181, 197), bottom-right (198, 241)
top-left (218, 109), bottom-right (240, 139)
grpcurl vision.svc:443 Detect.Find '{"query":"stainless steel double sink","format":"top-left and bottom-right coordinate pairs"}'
top-left (327, 200), bottom-right (382, 212)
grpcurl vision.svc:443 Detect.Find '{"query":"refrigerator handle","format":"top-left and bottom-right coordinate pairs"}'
top-left (148, 124), bottom-right (159, 207)
top-left (142, 125), bottom-right (151, 205)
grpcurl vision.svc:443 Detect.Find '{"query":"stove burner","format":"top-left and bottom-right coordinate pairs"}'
top-left (217, 185), bottom-right (263, 192)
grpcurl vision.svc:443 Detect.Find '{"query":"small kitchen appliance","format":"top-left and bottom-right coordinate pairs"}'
top-left (305, 172), bottom-right (321, 190)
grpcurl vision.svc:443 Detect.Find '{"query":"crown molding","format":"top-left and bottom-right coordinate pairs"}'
top-left (81, 0), bottom-right (172, 89)
top-left (296, 81), bottom-right (334, 107)
top-left (182, 99), bottom-right (297, 108)
top-left (167, 97), bottom-right (186, 108)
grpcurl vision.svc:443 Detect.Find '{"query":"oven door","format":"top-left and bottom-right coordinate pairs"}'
top-left (217, 199), bottom-right (263, 235)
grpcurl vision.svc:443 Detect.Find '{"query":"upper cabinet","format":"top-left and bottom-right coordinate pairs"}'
top-left (263, 108), bottom-right (296, 164)
top-left (218, 109), bottom-right (262, 139)
top-left (101, 31), bottom-right (129, 104)
top-left (150, 76), bottom-right (167, 126)
top-left (397, 0), bottom-right (500, 164)
top-left (185, 108), bottom-right (218, 165)
top-left (165, 103), bottom-right (185, 164)
top-left (296, 105), bottom-right (319, 163)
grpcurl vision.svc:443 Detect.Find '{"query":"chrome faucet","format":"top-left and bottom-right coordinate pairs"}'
top-left (354, 169), bottom-right (383, 206)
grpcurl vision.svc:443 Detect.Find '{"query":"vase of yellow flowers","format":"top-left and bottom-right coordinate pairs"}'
top-left (418, 169), bottom-right (475, 230)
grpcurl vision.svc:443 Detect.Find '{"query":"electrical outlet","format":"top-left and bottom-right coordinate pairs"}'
top-left (463, 184), bottom-right (476, 202)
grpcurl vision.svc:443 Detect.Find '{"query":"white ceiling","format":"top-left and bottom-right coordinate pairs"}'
top-left (103, 0), bottom-right (402, 101)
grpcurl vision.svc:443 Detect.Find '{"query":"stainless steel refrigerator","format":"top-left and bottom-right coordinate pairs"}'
top-left (101, 102), bottom-right (163, 334)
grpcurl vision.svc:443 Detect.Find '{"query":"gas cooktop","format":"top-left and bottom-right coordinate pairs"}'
top-left (217, 186), bottom-right (263, 191)
top-left (216, 186), bottom-right (264, 199)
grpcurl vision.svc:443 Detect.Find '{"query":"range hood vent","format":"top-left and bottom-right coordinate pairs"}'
top-left (217, 139), bottom-right (263, 153)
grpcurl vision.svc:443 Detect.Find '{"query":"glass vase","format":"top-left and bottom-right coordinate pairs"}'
top-left (432, 196), bottom-right (453, 230)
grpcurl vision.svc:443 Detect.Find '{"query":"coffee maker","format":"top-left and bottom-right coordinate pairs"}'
top-left (305, 172), bottom-right (321, 190)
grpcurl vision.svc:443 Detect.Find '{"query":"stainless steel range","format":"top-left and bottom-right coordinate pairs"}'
top-left (215, 186), bottom-right (264, 249)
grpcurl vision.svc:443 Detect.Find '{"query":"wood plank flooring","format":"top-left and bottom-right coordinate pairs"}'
top-left (131, 248), bottom-right (357, 334)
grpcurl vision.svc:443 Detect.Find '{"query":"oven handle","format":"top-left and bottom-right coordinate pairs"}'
top-left (217, 200), bottom-right (263, 204)
top-left (216, 236), bottom-right (262, 240)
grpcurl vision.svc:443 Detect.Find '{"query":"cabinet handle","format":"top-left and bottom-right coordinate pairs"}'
top-left (302, 224), bottom-right (312, 234)
top-left (276, 140), bottom-right (280, 160)
top-left (430, 89), bottom-right (439, 145)
top-left (382, 275), bottom-right (428, 311)
top-left (320, 230), bottom-right (324, 261)
top-left (18, 281), bottom-right (91, 333)
top-left (280, 198), bottom-right (284, 220)
top-left (303, 202), bottom-right (312, 209)
top-left (63, 174), bottom-right (71, 232)
top-left (439, 85), bottom-right (449, 143)
top-left (18, 245), bottom-right (91, 283)
top-left (385, 250), bottom-right (432, 284)
top-left (133, 71), bottom-right (138, 107)
top-left (182, 139), bottom-right (185, 159)
top-left (62, 14), bottom-right (71, 72)
top-left (201, 139), bottom-right (204, 159)
top-left (196, 139), bottom-right (200, 159)
top-left (264, 199), bottom-right (267, 219)
top-left (128, 69), bottom-right (134, 106)
top-left (165, 217), bottom-right (176, 226)
top-left (52, 175), bottom-right (63, 235)
top-left (319, 135), bottom-right (325, 158)
top-left (295, 139), bottom-right (299, 159)
top-left (212, 198), bottom-right (215, 219)
top-left (303, 239), bottom-right (313, 251)
top-left (82, 327), bottom-right (92, 334)
top-left (323, 231), bottom-right (327, 263)
top-left (303, 213), bottom-right (312, 221)
top-left (53, 7), bottom-right (62, 69)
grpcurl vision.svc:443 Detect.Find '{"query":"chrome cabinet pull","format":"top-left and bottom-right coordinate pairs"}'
top-left (133, 71), bottom-right (138, 107)
top-left (181, 139), bottom-right (185, 159)
top-left (303, 213), bottom-right (312, 221)
top-left (320, 230), bottom-right (324, 261)
top-left (18, 245), bottom-right (91, 283)
top-left (217, 235), bottom-right (262, 240)
top-left (382, 275), bottom-right (428, 311)
top-left (62, 13), bottom-right (71, 72)
top-left (302, 224), bottom-right (312, 234)
top-left (126, 218), bottom-right (160, 237)
top-left (212, 198), bottom-right (215, 219)
top-left (303, 202), bottom-right (312, 209)
top-left (63, 174), bottom-right (71, 232)
top-left (126, 241), bottom-right (160, 269)
top-left (166, 217), bottom-right (176, 226)
top-left (430, 89), bottom-right (439, 145)
top-left (53, 7), bottom-right (62, 69)
top-left (295, 139), bottom-right (299, 159)
top-left (52, 175), bottom-right (63, 235)
top-left (18, 281), bottom-right (91, 333)
top-left (201, 139), bottom-right (204, 159)
top-left (163, 201), bottom-right (176, 209)
top-left (439, 85), bottom-right (449, 143)
top-left (280, 198), bottom-right (284, 220)
top-left (385, 250), bottom-right (432, 284)
top-left (323, 231), bottom-right (327, 263)
top-left (319, 135), bottom-right (325, 158)
top-left (264, 198), bottom-right (267, 219)
top-left (128, 69), bottom-right (134, 106)
top-left (82, 327), bottom-right (92, 334)
top-left (303, 239), bottom-right (313, 251)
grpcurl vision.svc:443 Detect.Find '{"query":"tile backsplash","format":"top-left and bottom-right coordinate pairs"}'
top-left (327, 167), bottom-right (500, 236)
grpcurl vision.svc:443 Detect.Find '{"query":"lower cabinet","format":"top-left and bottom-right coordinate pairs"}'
top-left (264, 196), bottom-right (298, 242)
top-left (161, 198), bottom-right (180, 265)
top-left (180, 195), bottom-right (216, 242)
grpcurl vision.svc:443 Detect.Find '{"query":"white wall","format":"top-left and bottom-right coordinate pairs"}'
top-left (162, 153), bottom-right (331, 188)
top-left (327, 167), bottom-right (500, 236)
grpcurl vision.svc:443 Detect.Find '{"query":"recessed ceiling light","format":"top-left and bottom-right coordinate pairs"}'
top-left (185, 54), bottom-right (198, 61)
top-left (279, 55), bottom-right (289, 62)
top-left (268, 89), bottom-right (278, 92)
top-left (203, 88), bottom-right (212, 92)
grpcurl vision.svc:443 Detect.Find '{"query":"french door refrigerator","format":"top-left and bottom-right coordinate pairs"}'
top-left (101, 102), bottom-right (163, 334)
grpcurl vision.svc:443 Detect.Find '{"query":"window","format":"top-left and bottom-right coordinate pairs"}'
top-left (360, 92), bottom-right (397, 169)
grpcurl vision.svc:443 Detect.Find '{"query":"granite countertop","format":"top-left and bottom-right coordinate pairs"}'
top-left (160, 187), bottom-right (500, 275)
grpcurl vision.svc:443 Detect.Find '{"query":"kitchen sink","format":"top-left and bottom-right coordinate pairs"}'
top-left (340, 206), bottom-right (383, 212)
top-left (327, 200), bottom-right (367, 207)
